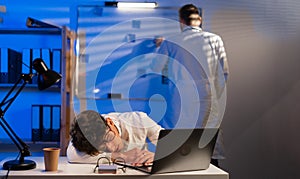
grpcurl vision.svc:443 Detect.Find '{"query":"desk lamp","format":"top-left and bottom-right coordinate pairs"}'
top-left (0, 58), bottom-right (61, 170)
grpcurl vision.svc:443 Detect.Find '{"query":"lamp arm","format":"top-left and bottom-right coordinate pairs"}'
top-left (0, 76), bottom-right (23, 109)
top-left (0, 117), bottom-right (30, 161)
top-left (0, 74), bottom-right (33, 112)
top-left (0, 74), bottom-right (34, 162)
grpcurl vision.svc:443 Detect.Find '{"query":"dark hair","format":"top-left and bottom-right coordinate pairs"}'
top-left (70, 110), bottom-right (107, 156)
top-left (179, 4), bottom-right (200, 26)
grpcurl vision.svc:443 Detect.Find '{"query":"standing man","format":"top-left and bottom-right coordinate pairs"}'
top-left (151, 4), bottom-right (229, 166)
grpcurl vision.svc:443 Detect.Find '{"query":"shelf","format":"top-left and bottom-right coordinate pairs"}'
top-left (0, 28), bottom-right (62, 35)
top-left (0, 83), bottom-right (61, 91)
top-left (0, 26), bottom-right (76, 156)
top-left (80, 97), bottom-right (164, 101)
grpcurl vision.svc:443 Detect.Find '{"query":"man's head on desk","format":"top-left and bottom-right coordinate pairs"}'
top-left (70, 110), bottom-right (124, 156)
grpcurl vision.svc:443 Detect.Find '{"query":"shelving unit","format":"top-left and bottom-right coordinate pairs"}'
top-left (60, 26), bottom-right (76, 155)
top-left (0, 26), bottom-right (76, 155)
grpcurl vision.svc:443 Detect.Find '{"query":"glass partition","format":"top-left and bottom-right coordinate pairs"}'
top-left (74, 6), bottom-right (181, 117)
top-left (73, 5), bottom-right (222, 130)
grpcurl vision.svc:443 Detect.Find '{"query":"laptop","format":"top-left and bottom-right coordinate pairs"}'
top-left (114, 128), bottom-right (219, 174)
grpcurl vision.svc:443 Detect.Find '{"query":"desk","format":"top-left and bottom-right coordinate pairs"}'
top-left (0, 157), bottom-right (229, 179)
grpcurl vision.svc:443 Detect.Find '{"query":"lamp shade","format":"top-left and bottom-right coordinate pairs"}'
top-left (32, 58), bottom-right (62, 90)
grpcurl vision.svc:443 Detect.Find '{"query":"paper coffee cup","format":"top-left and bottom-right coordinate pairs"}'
top-left (43, 147), bottom-right (60, 171)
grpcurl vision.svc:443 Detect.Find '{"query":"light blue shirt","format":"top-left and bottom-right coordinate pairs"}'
top-left (150, 26), bottom-right (229, 159)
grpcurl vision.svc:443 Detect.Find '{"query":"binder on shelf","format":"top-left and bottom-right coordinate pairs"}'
top-left (31, 48), bottom-right (41, 84)
top-left (22, 48), bottom-right (32, 74)
top-left (31, 105), bottom-right (41, 141)
top-left (31, 105), bottom-right (61, 142)
top-left (0, 72), bottom-right (9, 83)
top-left (7, 48), bottom-right (22, 84)
top-left (52, 49), bottom-right (61, 73)
top-left (52, 106), bottom-right (61, 141)
top-left (32, 48), bottom-right (41, 61)
top-left (0, 48), bottom-right (8, 72)
top-left (0, 48), bottom-right (8, 83)
top-left (32, 106), bottom-right (40, 131)
top-left (42, 106), bottom-right (51, 141)
top-left (52, 106), bottom-right (60, 130)
top-left (41, 48), bottom-right (51, 68)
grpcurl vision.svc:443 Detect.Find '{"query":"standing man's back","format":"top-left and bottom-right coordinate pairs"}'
top-left (151, 4), bottom-right (229, 166)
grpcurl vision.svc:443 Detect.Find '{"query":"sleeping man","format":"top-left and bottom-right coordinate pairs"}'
top-left (67, 110), bottom-right (163, 165)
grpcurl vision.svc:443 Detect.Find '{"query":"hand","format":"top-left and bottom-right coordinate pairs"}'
top-left (154, 37), bottom-right (164, 47)
top-left (132, 150), bottom-right (154, 166)
top-left (112, 148), bottom-right (154, 166)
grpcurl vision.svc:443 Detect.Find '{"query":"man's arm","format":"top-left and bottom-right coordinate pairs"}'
top-left (211, 35), bottom-right (229, 100)
top-left (216, 35), bottom-right (229, 81)
top-left (112, 148), bottom-right (154, 166)
top-left (150, 40), bottom-right (169, 73)
top-left (67, 141), bottom-right (111, 164)
top-left (111, 112), bottom-right (161, 165)
top-left (67, 140), bottom-right (151, 165)
top-left (139, 112), bottom-right (163, 146)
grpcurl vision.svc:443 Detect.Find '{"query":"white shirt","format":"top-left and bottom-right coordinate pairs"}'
top-left (151, 25), bottom-right (228, 128)
top-left (151, 26), bottom-right (229, 159)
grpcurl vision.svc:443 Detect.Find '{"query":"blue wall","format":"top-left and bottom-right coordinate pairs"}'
top-left (0, 88), bottom-right (60, 140)
top-left (0, 1), bottom-right (65, 141)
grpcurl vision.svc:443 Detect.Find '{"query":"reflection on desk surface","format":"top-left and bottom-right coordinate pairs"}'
top-left (0, 156), bottom-right (229, 179)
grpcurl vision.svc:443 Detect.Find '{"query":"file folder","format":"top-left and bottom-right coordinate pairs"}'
top-left (41, 48), bottom-right (51, 68)
top-left (31, 105), bottom-right (42, 141)
top-left (52, 106), bottom-right (61, 141)
top-left (52, 49), bottom-right (61, 73)
top-left (31, 48), bottom-right (41, 84)
top-left (7, 48), bottom-right (22, 83)
top-left (22, 48), bottom-right (32, 74)
top-left (0, 48), bottom-right (8, 83)
top-left (43, 106), bottom-right (51, 141)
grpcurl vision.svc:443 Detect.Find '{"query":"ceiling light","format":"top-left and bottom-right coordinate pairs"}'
top-left (105, 1), bottom-right (157, 8)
